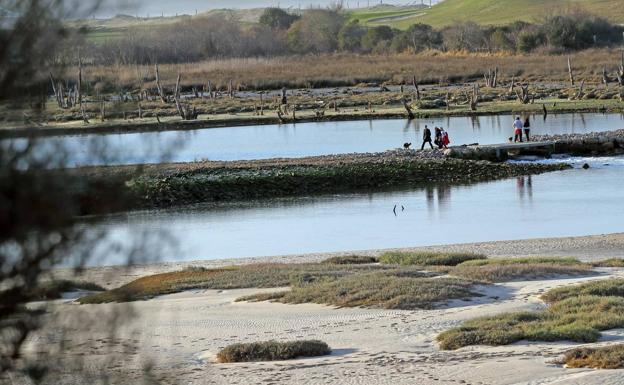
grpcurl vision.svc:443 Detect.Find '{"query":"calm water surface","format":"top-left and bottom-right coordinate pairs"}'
top-left (15, 113), bottom-right (624, 166)
top-left (93, 156), bottom-right (624, 265)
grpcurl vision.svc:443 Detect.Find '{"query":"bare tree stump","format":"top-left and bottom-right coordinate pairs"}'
top-left (515, 83), bottom-right (530, 104)
top-left (155, 64), bottom-right (167, 103)
top-left (281, 87), bottom-right (287, 105)
top-left (617, 52), bottom-right (624, 86)
top-left (412, 75), bottom-right (420, 100)
top-left (174, 73), bottom-right (181, 100)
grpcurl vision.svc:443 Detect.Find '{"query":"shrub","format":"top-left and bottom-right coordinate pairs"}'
top-left (517, 29), bottom-right (546, 53)
top-left (338, 19), bottom-right (366, 52)
top-left (259, 8), bottom-right (299, 30)
top-left (379, 251), bottom-right (486, 266)
top-left (562, 344), bottom-right (624, 369)
top-left (216, 340), bottom-right (331, 363)
top-left (361, 26), bottom-right (395, 52)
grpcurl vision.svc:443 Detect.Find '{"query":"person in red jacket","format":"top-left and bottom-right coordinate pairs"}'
top-left (440, 127), bottom-right (450, 149)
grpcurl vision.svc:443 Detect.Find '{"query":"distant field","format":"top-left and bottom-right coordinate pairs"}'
top-left (347, 5), bottom-right (427, 26)
top-left (78, 0), bottom-right (624, 42)
top-left (370, 0), bottom-right (624, 29)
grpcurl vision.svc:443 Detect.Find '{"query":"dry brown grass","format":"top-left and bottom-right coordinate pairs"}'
top-left (77, 263), bottom-right (424, 304)
top-left (82, 49), bottom-right (624, 92)
top-left (561, 344), bottom-right (624, 369)
top-left (448, 263), bottom-right (593, 282)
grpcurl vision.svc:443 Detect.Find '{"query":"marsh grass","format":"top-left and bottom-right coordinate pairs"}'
top-left (561, 344), bottom-right (624, 369)
top-left (79, 256), bottom-right (599, 306)
top-left (83, 49), bottom-right (623, 92)
top-left (458, 257), bottom-right (583, 266)
top-left (449, 263), bottom-right (593, 283)
top-left (77, 262), bottom-right (422, 304)
top-left (592, 258), bottom-right (624, 268)
top-left (541, 278), bottom-right (624, 303)
top-left (379, 251), bottom-right (486, 266)
top-left (438, 278), bottom-right (624, 350)
top-left (216, 340), bottom-right (331, 363)
top-left (238, 272), bottom-right (477, 310)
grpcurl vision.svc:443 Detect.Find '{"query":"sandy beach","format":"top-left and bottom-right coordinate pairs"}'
top-left (30, 233), bottom-right (624, 384)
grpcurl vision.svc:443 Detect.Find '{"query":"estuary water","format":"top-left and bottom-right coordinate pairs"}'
top-left (92, 156), bottom-right (624, 265)
top-left (11, 113), bottom-right (624, 167)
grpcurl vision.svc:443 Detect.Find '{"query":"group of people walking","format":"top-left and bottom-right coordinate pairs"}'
top-left (513, 116), bottom-right (531, 142)
top-left (421, 125), bottom-right (449, 150)
top-left (417, 116), bottom-right (532, 151)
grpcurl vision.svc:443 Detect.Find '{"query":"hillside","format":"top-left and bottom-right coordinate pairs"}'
top-left (369, 0), bottom-right (624, 29)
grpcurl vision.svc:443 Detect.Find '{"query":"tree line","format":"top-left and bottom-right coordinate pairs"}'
top-left (80, 7), bottom-right (624, 65)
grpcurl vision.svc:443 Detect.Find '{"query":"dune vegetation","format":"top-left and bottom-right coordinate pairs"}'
top-left (561, 344), bottom-right (624, 369)
top-left (79, 255), bottom-right (610, 309)
top-left (216, 340), bottom-right (331, 363)
top-left (438, 278), bottom-right (624, 350)
top-left (378, 251), bottom-right (486, 266)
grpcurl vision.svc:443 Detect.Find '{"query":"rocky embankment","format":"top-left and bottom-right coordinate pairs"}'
top-left (533, 128), bottom-right (624, 156)
top-left (443, 129), bottom-right (624, 161)
top-left (125, 150), bottom-right (569, 208)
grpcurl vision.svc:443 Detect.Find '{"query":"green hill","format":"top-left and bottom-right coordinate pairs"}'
top-left (367, 0), bottom-right (624, 29)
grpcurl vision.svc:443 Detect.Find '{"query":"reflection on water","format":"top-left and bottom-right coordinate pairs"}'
top-left (8, 113), bottom-right (624, 166)
top-left (92, 157), bottom-right (624, 265)
top-left (516, 175), bottom-right (533, 204)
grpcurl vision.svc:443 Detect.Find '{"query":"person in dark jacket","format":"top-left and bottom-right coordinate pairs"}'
top-left (523, 116), bottom-right (531, 142)
top-left (421, 125), bottom-right (434, 150)
top-left (434, 127), bottom-right (442, 149)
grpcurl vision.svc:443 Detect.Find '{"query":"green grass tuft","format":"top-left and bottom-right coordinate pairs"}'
top-left (216, 340), bottom-right (331, 363)
top-left (379, 251), bottom-right (486, 266)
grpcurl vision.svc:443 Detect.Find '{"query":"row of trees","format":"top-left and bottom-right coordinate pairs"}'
top-left (82, 8), bottom-right (624, 66)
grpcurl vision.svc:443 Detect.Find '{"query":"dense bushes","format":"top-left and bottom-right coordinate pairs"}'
top-left (81, 8), bottom-right (624, 65)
